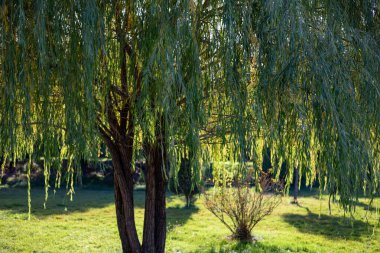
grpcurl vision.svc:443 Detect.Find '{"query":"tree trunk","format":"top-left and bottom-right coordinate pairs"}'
top-left (154, 153), bottom-right (167, 253)
top-left (99, 112), bottom-right (167, 252)
top-left (109, 145), bottom-right (142, 253)
top-left (142, 116), bottom-right (168, 253)
top-left (142, 141), bottom-right (167, 253)
top-left (142, 150), bottom-right (156, 253)
top-left (293, 167), bottom-right (299, 204)
top-left (114, 175), bottom-right (132, 253)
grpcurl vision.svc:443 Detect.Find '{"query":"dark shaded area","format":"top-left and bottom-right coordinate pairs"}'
top-left (192, 241), bottom-right (306, 253)
top-left (0, 188), bottom-right (198, 229)
top-left (0, 187), bottom-right (116, 218)
top-left (282, 207), bottom-right (374, 241)
top-left (352, 200), bottom-right (378, 213)
top-left (166, 204), bottom-right (200, 232)
top-left (0, 159), bottom-right (146, 188)
top-left (261, 148), bottom-right (321, 190)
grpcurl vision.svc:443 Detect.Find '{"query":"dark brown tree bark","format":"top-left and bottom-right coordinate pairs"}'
top-left (96, 24), bottom-right (145, 250)
top-left (97, 18), bottom-right (168, 248)
top-left (142, 119), bottom-right (168, 253)
top-left (141, 144), bottom-right (167, 253)
top-left (114, 175), bottom-right (131, 252)
top-left (142, 146), bottom-right (156, 253)
top-left (99, 121), bottom-right (142, 253)
top-left (109, 145), bottom-right (141, 253)
top-left (154, 148), bottom-right (167, 253)
top-left (99, 111), bottom-right (169, 253)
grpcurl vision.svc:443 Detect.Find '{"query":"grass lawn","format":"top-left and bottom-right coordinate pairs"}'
top-left (0, 186), bottom-right (379, 253)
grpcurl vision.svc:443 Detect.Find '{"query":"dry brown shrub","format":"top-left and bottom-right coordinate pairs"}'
top-left (204, 175), bottom-right (282, 241)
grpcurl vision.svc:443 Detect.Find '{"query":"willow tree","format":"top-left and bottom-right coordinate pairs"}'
top-left (0, 0), bottom-right (203, 252)
top-left (1, 0), bottom-right (379, 252)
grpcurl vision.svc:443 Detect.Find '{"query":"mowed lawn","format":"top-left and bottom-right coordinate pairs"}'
top-left (0, 187), bottom-right (379, 253)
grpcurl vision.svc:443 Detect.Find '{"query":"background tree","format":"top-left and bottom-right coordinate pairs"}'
top-left (169, 157), bottom-right (199, 207)
top-left (292, 167), bottom-right (299, 204)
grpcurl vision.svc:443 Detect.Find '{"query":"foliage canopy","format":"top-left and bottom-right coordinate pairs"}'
top-left (0, 0), bottom-right (379, 212)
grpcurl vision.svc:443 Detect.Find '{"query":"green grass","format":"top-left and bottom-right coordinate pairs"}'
top-left (0, 186), bottom-right (379, 253)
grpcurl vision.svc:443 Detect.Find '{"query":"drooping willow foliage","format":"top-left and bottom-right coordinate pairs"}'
top-left (0, 0), bottom-right (379, 218)
top-left (255, 0), bottom-right (380, 209)
top-left (198, 0), bottom-right (260, 177)
top-left (0, 0), bottom-right (206, 218)
top-left (135, 0), bottom-right (205, 183)
top-left (0, 0), bottom-right (102, 216)
top-left (199, 0), bottom-right (379, 210)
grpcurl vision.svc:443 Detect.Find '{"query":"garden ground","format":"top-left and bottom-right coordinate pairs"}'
top-left (0, 187), bottom-right (379, 253)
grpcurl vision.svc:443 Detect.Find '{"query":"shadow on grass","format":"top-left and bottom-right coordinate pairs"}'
top-left (191, 241), bottom-right (304, 253)
top-left (282, 207), bottom-right (373, 241)
top-left (0, 187), bottom-right (199, 229)
top-left (166, 204), bottom-right (200, 232)
top-left (352, 199), bottom-right (378, 213)
top-left (0, 187), bottom-right (117, 218)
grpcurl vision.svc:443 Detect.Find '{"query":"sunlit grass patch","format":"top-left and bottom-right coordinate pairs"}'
top-left (0, 188), bottom-right (379, 253)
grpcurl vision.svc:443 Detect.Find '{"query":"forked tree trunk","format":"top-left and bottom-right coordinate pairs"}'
top-left (100, 115), bottom-right (167, 253)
